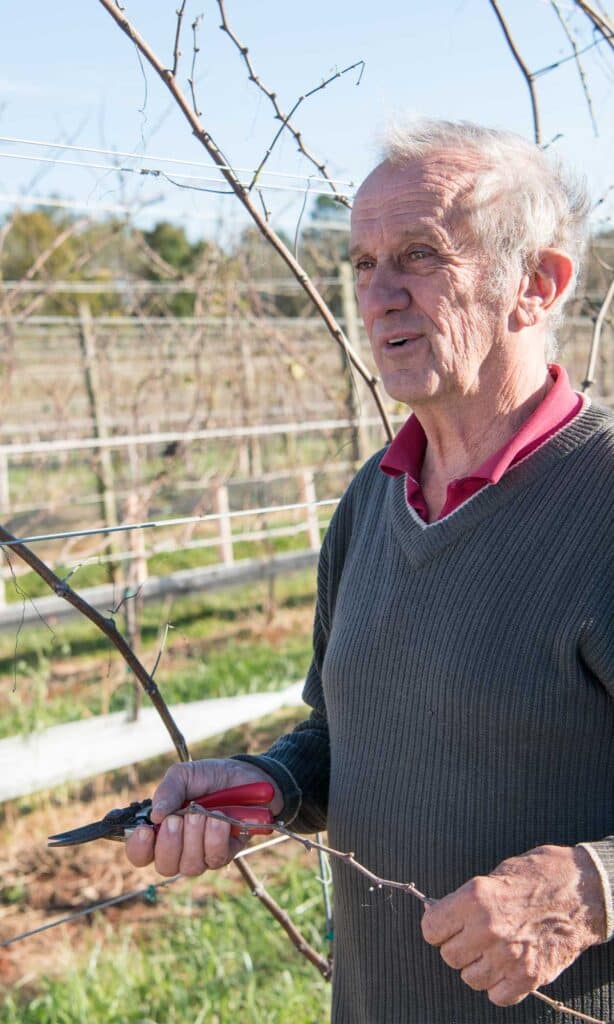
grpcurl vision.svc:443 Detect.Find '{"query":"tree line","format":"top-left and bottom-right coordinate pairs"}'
top-left (0, 194), bottom-right (351, 319)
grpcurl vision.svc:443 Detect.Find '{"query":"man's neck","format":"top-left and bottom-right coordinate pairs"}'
top-left (417, 361), bottom-right (552, 496)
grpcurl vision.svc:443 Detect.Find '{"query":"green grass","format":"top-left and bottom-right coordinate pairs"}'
top-left (0, 857), bottom-right (331, 1024)
top-left (151, 635), bottom-right (312, 705)
top-left (0, 570), bottom-right (317, 738)
top-left (0, 568), bottom-right (316, 661)
top-left (1, 634), bottom-right (311, 737)
top-left (0, 571), bottom-right (326, 1019)
top-left (0, 637), bottom-right (331, 1023)
top-left (0, 708), bottom-right (332, 1024)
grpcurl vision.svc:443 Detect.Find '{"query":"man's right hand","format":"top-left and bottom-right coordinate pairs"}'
top-left (125, 758), bottom-right (283, 877)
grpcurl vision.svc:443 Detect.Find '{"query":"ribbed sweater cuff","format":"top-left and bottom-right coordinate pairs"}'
top-left (230, 753), bottom-right (302, 826)
top-left (578, 841), bottom-right (614, 941)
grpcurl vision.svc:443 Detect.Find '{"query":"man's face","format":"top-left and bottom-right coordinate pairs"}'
top-left (350, 154), bottom-right (509, 407)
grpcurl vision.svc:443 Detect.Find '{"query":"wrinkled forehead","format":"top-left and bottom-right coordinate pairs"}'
top-left (351, 151), bottom-right (483, 237)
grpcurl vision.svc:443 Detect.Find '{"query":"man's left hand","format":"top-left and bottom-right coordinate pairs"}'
top-left (421, 845), bottom-right (607, 1006)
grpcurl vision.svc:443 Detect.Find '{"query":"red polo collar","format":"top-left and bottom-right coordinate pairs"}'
top-left (379, 364), bottom-right (584, 521)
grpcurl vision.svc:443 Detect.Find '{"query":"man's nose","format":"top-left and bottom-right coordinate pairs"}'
top-left (358, 264), bottom-right (411, 321)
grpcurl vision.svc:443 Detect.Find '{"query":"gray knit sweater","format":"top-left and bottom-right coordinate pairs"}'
top-left (236, 403), bottom-right (614, 1023)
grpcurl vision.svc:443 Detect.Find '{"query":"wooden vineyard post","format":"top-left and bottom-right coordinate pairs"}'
top-left (240, 334), bottom-right (263, 478)
top-left (300, 469), bottom-right (320, 550)
top-left (0, 450), bottom-right (10, 517)
top-left (215, 484), bottom-right (234, 565)
top-left (339, 262), bottom-right (372, 464)
top-left (78, 301), bottom-right (121, 582)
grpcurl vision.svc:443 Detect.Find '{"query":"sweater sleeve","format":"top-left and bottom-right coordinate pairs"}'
top-left (231, 450), bottom-right (383, 833)
top-left (577, 561), bottom-right (614, 940)
top-left (232, 528), bottom-right (333, 833)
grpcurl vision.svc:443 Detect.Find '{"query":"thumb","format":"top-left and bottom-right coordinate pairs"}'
top-left (150, 762), bottom-right (200, 823)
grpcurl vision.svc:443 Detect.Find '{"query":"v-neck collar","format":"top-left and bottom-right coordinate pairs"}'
top-left (387, 404), bottom-right (612, 568)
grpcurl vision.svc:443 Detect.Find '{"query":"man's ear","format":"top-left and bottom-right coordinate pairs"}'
top-left (513, 249), bottom-right (574, 329)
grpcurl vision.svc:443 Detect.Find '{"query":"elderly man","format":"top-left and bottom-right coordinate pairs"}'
top-left (127, 120), bottom-right (614, 1023)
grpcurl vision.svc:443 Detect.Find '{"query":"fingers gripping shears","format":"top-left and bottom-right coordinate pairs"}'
top-left (47, 781), bottom-right (276, 847)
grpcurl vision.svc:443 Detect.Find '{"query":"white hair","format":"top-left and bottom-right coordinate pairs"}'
top-left (380, 119), bottom-right (590, 354)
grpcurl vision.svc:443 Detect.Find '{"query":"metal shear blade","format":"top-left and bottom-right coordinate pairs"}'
top-left (48, 799), bottom-right (153, 847)
top-left (48, 820), bottom-right (122, 847)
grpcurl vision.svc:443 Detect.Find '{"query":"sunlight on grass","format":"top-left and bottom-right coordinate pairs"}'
top-left (0, 854), bottom-right (331, 1024)
top-left (0, 570), bottom-right (316, 739)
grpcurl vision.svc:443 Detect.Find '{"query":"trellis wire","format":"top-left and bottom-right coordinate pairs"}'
top-left (1, 517), bottom-right (333, 574)
top-left (0, 151), bottom-right (351, 198)
top-left (0, 875), bottom-right (182, 949)
top-left (0, 277), bottom-right (341, 293)
top-left (0, 836), bottom-right (291, 950)
top-left (0, 497), bottom-right (340, 548)
top-left (0, 416), bottom-right (396, 454)
top-left (0, 135), bottom-right (354, 187)
top-left (4, 460), bottom-right (355, 518)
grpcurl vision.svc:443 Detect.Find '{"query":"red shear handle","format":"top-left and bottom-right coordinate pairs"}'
top-left (189, 783), bottom-right (276, 839)
top-left (188, 782), bottom-right (275, 810)
top-left (152, 782), bottom-right (276, 839)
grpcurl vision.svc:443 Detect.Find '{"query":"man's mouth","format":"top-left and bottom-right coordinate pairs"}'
top-left (384, 334), bottom-right (421, 348)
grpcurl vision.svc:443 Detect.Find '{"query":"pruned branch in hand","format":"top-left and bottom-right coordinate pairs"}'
top-left (189, 804), bottom-right (430, 902)
top-left (189, 804), bottom-right (607, 1024)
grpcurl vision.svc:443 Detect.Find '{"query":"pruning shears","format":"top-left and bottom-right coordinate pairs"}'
top-left (47, 781), bottom-right (276, 847)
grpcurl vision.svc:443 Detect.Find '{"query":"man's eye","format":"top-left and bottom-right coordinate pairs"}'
top-left (406, 249), bottom-right (430, 261)
top-left (354, 259), bottom-right (373, 272)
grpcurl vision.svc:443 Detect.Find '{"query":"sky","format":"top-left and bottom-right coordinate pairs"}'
top-left (0, 0), bottom-right (612, 242)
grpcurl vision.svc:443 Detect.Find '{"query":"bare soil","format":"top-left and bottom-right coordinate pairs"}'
top-left (0, 704), bottom-right (306, 989)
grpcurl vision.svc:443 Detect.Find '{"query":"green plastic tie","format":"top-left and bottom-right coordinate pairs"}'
top-left (144, 885), bottom-right (158, 905)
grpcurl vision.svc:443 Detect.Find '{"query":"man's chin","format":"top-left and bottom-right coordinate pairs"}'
top-left (382, 373), bottom-right (441, 408)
